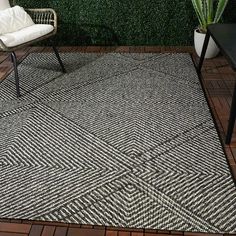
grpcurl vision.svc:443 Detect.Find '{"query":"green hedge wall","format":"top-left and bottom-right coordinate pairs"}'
top-left (17, 0), bottom-right (236, 46)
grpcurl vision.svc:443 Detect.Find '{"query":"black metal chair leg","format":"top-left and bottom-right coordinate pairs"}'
top-left (197, 30), bottom-right (210, 74)
top-left (52, 46), bottom-right (66, 73)
top-left (11, 52), bottom-right (21, 97)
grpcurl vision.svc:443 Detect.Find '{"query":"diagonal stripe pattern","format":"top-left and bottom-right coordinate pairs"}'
top-left (0, 52), bottom-right (236, 233)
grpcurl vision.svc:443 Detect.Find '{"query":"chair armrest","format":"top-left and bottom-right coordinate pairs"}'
top-left (26, 8), bottom-right (57, 30)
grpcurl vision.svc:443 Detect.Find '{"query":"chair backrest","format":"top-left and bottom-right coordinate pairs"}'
top-left (0, 0), bottom-right (11, 10)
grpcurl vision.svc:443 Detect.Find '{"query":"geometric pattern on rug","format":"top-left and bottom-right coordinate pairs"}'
top-left (0, 52), bottom-right (236, 233)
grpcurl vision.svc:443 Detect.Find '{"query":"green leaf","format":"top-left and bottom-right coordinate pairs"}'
top-left (202, 0), bottom-right (208, 22)
top-left (214, 0), bottom-right (229, 23)
top-left (206, 0), bottom-right (213, 23)
top-left (191, 0), bottom-right (207, 30)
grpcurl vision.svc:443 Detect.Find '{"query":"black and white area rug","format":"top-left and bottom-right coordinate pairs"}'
top-left (0, 53), bottom-right (236, 233)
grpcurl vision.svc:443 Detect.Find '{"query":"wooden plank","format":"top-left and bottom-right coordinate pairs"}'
top-left (0, 223), bottom-right (31, 234)
top-left (29, 225), bottom-right (43, 236)
top-left (0, 233), bottom-right (27, 236)
top-left (67, 228), bottom-right (105, 236)
top-left (54, 227), bottom-right (68, 236)
top-left (41, 226), bottom-right (56, 236)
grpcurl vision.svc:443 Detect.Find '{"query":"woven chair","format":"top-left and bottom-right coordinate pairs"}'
top-left (0, 0), bottom-right (66, 97)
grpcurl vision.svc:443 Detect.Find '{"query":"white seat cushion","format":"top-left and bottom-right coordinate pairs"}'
top-left (0, 6), bottom-right (35, 35)
top-left (0, 0), bottom-right (10, 10)
top-left (0, 24), bottom-right (54, 47)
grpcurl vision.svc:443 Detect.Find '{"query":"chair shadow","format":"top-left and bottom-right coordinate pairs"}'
top-left (56, 23), bottom-right (120, 46)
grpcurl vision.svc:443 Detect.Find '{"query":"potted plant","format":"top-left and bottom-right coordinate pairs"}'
top-left (191, 0), bottom-right (228, 58)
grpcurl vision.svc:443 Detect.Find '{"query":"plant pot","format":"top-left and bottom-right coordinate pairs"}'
top-left (194, 29), bottom-right (220, 58)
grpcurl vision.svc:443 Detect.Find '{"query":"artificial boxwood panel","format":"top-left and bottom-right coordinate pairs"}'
top-left (16, 0), bottom-right (236, 46)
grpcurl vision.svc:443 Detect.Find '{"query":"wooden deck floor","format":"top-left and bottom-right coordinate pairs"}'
top-left (0, 46), bottom-right (236, 236)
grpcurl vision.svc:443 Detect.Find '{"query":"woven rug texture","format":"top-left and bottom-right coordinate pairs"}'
top-left (0, 52), bottom-right (236, 233)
